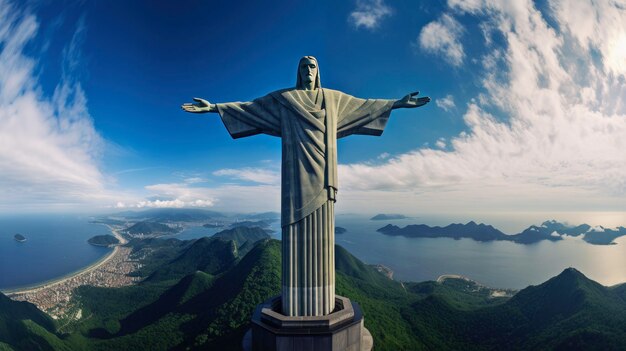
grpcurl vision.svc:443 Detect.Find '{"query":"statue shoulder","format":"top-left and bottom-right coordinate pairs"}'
top-left (321, 88), bottom-right (342, 95)
top-left (321, 88), bottom-right (351, 99)
top-left (270, 88), bottom-right (295, 97)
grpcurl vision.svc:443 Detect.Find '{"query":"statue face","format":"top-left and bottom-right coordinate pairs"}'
top-left (299, 58), bottom-right (318, 85)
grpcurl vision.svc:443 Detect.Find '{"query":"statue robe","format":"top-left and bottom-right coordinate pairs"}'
top-left (216, 88), bottom-right (394, 316)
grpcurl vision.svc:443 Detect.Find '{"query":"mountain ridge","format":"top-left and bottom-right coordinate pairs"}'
top-left (1, 236), bottom-right (625, 350)
top-left (378, 219), bottom-right (626, 245)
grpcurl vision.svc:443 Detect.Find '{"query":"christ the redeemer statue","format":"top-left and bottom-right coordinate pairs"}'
top-left (182, 56), bottom-right (429, 317)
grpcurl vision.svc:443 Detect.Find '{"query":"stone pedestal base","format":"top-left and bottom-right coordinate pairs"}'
top-left (243, 295), bottom-right (372, 351)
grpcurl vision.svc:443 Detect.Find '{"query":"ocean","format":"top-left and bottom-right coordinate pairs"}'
top-left (334, 214), bottom-right (626, 289)
top-left (0, 215), bottom-right (112, 290)
top-left (1, 214), bottom-right (625, 291)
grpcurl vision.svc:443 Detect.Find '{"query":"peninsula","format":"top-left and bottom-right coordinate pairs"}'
top-left (87, 234), bottom-right (120, 247)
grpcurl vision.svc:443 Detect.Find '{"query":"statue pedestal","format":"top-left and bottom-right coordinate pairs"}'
top-left (243, 295), bottom-right (372, 351)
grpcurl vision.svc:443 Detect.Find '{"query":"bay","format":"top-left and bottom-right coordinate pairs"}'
top-left (0, 214), bottom-right (112, 290)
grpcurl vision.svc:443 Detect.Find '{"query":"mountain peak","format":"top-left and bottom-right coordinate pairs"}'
top-left (542, 267), bottom-right (596, 290)
top-left (558, 267), bottom-right (585, 278)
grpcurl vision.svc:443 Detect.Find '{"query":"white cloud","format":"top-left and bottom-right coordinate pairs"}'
top-left (349, 0), bottom-right (392, 30)
top-left (435, 94), bottom-right (456, 111)
top-left (0, 1), bottom-right (116, 212)
top-left (551, 0), bottom-right (626, 78)
top-left (435, 138), bottom-right (447, 149)
top-left (418, 14), bottom-right (465, 66)
top-left (125, 182), bottom-right (281, 213)
top-left (213, 167), bottom-right (280, 185)
top-left (115, 198), bottom-right (213, 209)
top-left (184, 177), bottom-right (207, 184)
top-left (339, 0), bottom-right (626, 214)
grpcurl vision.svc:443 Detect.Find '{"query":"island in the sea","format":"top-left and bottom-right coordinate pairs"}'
top-left (335, 226), bottom-right (347, 234)
top-left (13, 233), bottom-right (26, 242)
top-left (377, 220), bottom-right (626, 245)
top-left (370, 213), bottom-right (408, 221)
top-left (87, 234), bottom-right (120, 247)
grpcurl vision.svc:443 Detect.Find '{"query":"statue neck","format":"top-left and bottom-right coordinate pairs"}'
top-left (302, 81), bottom-right (316, 90)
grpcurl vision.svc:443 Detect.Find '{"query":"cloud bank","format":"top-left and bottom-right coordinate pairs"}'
top-left (0, 1), bottom-right (113, 211)
top-left (339, 0), bottom-right (626, 214)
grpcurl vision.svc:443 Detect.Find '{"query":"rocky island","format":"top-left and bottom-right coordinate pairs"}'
top-left (14, 233), bottom-right (26, 242)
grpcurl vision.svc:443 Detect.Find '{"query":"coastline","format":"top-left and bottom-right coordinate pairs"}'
top-left (1, 226), bottom-right (127, 295)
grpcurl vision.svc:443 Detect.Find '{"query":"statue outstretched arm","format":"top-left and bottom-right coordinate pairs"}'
top-left (181, 97), bottom-right (218, 113)
top-left (392, 91), bottom-right (430, 109)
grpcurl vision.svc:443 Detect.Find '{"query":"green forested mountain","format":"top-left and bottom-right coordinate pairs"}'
top-left (211, 226), bottom-right (271, 247)
top-left (0, 293), bottom-right (61, 351)
top-left (1, 237), bottom-right (625, 350)
top-left (125, 221), bottom-right (178, 235)
top-left (87, 235), bottom-right (120, 247)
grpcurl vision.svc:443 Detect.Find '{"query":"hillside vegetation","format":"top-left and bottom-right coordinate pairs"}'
top-left (1, 233), bottom-right (625, 350)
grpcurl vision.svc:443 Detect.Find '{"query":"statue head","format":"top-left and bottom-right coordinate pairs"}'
top-left (296, 56), bottom-right (321, 90)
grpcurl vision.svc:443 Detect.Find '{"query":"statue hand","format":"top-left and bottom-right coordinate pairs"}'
top-left (181, 97), bottom-right (215, 113)
top-left (395, 91), bottom-right (431, 109)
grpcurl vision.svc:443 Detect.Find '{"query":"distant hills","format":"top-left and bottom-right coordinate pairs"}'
top-left (240, 212), bottom-right (280, 220)
top-left (211, 226), bottom-right (272, 245)
top-left (370, 213), bottom-right (408, 220)
top-left (378, 220), bottom-right (626, 245)
top-left (228, 220), bottom-right (273, 229)
top-left (112, 208), bottom-right (225, 222)
top-left (124, 221), bottom-right (179, 236)
top-left (108, 209), bottom-right (280, 223)
top-left (2, 229), bottom-right (624, 350)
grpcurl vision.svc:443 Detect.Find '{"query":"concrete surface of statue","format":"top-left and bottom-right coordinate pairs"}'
top-left (182, 56), bottom-right (429, 351)
top-left (183, 56), bottom-right (429, 317)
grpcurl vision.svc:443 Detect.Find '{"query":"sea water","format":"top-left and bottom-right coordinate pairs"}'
top-left (0, 214), bottom-right (112, 290)
top-left (335, 214), bottom-right (626, 289)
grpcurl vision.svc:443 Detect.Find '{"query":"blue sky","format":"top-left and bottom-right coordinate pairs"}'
top-left (1, 0), bottom-right (626, 227)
